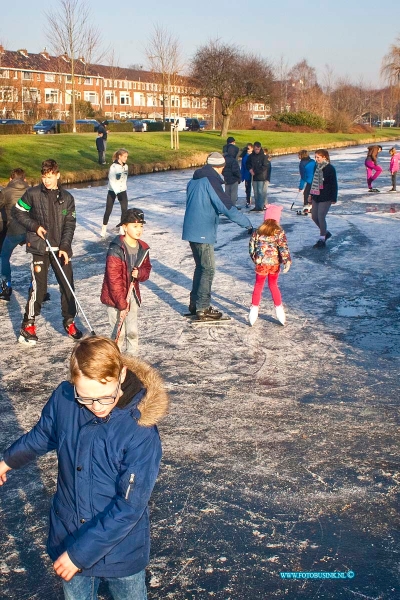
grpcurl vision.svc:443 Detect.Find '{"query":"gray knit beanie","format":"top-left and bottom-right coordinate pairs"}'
top-left (207, 152), bottom-right (225, 167)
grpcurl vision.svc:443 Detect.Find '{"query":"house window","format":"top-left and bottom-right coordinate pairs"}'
top-left (133, 82), bottom-right (137, 90)
top-left (120, 93), bottom-right (130, 105)
top-left (84, 77), bottom-right (92, 85)
top-left (0, 70), bottom-right (9, 78)
top-left (23, 71), bottom-right (33, 80)
top-left (66, 75), bottom-right (72, 83)
top-left (0, 87), bottom-right (17, 102)
top-left (84, 91), bottom-right (98, 104)
top-left (37, 73), bottom-right (41, 81)
top-left (105, 91), bottom-right (115, 105)
top-left (45, 89), bottom-right (59, 103)
top-left (182, 97), bottom-right (189, 108)
top-left (23, 88), bottom-right (40, 102)
top-left (139, 94), bottom-right (145, 106)
top-left (44, 73), bottom-right (55, 82)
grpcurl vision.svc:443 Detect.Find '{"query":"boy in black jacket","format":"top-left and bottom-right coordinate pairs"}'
top-left (96, 132), bottom-right (106, 165)
top-left (12, 159), bottom-right (82, 345)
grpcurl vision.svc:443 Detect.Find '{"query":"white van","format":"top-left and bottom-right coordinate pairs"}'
top-left (165, 117), bottom-right (186, 131)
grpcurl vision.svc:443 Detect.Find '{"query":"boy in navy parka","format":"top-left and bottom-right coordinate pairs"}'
top-left (0, 336), bottom-right (169, 599)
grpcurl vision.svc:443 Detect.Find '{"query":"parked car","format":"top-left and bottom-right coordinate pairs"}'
top-left (104, 119), bottom-right (120, 124)
top-left (126, 119), bottom-right (147, 132)
top-left (165, 117), bottom-right (186, 131)
top-left (185, 118), bottom-right (201, 132)
top-left (0, 119), bottom-right (25, 125)
top-left (198, 120), bottom-right (208, 130)
top-left (76, 119), bottom-right (100, 130)
top-left (33, 119), bottom-right (66, 134)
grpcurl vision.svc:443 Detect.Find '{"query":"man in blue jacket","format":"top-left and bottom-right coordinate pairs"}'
top-left (183, 152), bottom-right (253, 321)
top-left (0, 336), bottom-right (169, 599)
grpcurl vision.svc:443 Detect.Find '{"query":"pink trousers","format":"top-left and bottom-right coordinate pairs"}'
top-left (251, 272), bottom-right (281, 307)
top-left (365, 160), bottom-right (382, 188)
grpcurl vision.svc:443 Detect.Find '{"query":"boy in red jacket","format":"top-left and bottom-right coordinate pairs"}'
top-left (100, 208), bottom-right (151, 355)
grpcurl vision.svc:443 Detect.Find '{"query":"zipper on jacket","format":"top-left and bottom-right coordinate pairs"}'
top-left (125, 473), bottom-right (135, 500)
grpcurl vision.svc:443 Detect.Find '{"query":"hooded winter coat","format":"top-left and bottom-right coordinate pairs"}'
top-left (182, 164), bottom-right (252, 244)
top-left (3, 356), bottom-right (169, 578)
top-left (298, 157), bottom-right (316, 190)
top-left (222, 146), bottom-right (241, 185)
top-left (100, 236), bottom-right (151, 310)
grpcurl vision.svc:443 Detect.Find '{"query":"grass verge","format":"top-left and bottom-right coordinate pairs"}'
top-left (1, 129), bottom-right (400, 185)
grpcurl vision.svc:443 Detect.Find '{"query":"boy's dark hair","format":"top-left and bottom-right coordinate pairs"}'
top-left (70, 336), bottom-right (123, 384)
top-left (10, 168), bottom-right (25, 180)
top-left (41, 159), bottom-right (59, 175)
top-left (254, 142), bottom-right (262, 149)
top-left (315, 149), bottom-right (330, 161)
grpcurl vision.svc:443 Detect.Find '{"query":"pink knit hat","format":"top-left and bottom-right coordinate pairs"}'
top-left (264, 204), bottom-right (283, 223)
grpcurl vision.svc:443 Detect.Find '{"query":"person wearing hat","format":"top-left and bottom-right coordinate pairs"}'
top-left (246, 142), bottom-right (271, 211)
top-left (248, 204), bottom-right (291, 326)
top-left (182, 152), bottom-right (253, 321)
top-left (101, 208), bottom-right (151, 354)
top-left (222, 136), bottom-right (239, 158)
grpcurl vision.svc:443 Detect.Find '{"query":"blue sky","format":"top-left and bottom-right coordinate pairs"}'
top-left (1, 0), bottom-right (399, 86)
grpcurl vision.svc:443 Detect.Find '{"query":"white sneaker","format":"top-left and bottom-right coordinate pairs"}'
top-left (275, 304), bottom-right (286, 325)
top-left (248, 305), bottom-right (259, 326)
top-left (101, 225), bottom-right (107, 238)
top-left (119, 226), bottom-right (125, 236)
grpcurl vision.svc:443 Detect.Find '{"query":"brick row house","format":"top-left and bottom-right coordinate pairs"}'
top-left (0, 46), bottom-right (209, 122)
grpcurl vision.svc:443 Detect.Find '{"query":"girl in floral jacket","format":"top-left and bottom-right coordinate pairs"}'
top-left (248, 204), bottom-right (291, 326)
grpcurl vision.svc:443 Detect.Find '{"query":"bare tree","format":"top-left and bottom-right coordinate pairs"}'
top-left (145, 25), bottom-right (183, 129)
top-left (274, 55), bottom-right (290, 113)
top-left (104, 50), bottom-right (124, 119)
top-left (45, 0), bottom-right (103, 132)
top-left (381, 37), bottom-right (400, 85)
top-left (192, 39), bottom-right (274, 137)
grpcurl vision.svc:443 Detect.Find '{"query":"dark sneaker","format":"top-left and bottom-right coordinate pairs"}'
top-left (18, 322), bottom-right (38, 346)
top-left (370, 188), bottom-right (380, 192)
top-left (196, 306), bottom-right (223, 321)
top-left (325, 231), bottom-right (332, 241)
top-left (313, 239), bottom-right (326, 249)
top-left (249, 208), bottom-right (263, 212)
top-left (188, 304), bottom-right (197, 315)
top-left (246, 202), bottom-right (251, 208)
top-left (0, 282), bottom-right (12, 301)
top-left (64, 321), bottom-right (83, 340)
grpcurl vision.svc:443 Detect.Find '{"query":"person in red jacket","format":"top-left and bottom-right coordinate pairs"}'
top-left (100, 208), bottom-right (151, 355)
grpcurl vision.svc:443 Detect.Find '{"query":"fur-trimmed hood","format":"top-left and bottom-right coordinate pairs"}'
top-left (121, 355), bottom-right (169, 427)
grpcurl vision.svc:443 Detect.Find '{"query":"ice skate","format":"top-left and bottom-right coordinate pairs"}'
top-left (0, 280), bottom-right (12, 301)
top-left (101, 224), bottom-right (107, 238)
top-left (196, 306), bottom-right (222, 321)
top-left (248, 305), bottom-right (259, 326)
top-left (18, 322), bottom-right (38, 346)
top-left (275, 304), bottom-right (286, 325)
top-left (64, 321), bottom-right (83, 340)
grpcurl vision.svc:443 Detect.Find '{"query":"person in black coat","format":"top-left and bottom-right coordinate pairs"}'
top-left (222, 145), bottom-right (241, 206)
top-left (309, 149), bottom-right (338, 248)
top-left (246, 142), bottom-right (271, 211)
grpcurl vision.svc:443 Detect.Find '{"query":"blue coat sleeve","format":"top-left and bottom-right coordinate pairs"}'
top-left (3, 394), bottom-right (58, 469)
top-left (206, 180), bottom-right (252, 229)
top-left (66, 427), bottom-right (162, 570)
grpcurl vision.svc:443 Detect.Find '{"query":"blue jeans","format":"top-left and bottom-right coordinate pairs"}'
top-left (252, 181), bottom-right (268, 210)
top-left (1, 233), bottom-right (26, 284)
top-left (62, 569), bottom-right (147, 600)
top-left (189, 242), bottom-right (216, 311)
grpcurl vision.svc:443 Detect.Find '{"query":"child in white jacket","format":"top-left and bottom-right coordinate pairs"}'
top-left (101, 148), bottom-right (129, 237)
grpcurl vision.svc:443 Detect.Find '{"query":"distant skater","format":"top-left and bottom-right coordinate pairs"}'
top-left (310, 149), bottom-right (338, 249)
top-left (248, 204), bottom-right (291, 327)
top-left (101, 149), bottom-right (129, 238)
top-left (389, 146), bottom-right (400, 192)
top-left (96, 131), bottom-right (106, 165)
top-left (297, 149), bottom-right (316, 215)
top-left (365, 145), bottom-right (382, 192)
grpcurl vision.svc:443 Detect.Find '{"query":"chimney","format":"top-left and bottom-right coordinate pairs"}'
top-left (0, 45), bottom-right (4, 55)
top-left (78, 56), bottom-right (85, 64)
top-left (18, 49), bottom-right (28, 57)
top-left (41, 48), bottom-right (50, 60)
top-left (60, 54), bottom-right (70, 62)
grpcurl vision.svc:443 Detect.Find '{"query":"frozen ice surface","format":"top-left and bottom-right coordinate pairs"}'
top-left (0, 144), bottom-right (399, 599)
